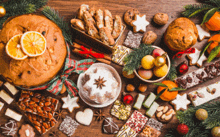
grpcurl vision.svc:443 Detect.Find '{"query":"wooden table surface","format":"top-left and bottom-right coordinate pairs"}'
top-left (1, 0), bottom-right (219, 137)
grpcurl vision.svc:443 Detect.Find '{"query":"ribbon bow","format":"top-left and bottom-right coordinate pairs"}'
top-left (172, 48), bottom-right (195, 59)
top-left (79, 46), bottom-right (105, 58)
top-left (19, 44), bottom-right (96, 98)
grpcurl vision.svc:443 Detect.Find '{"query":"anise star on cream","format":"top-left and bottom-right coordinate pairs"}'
top-left (94, 76), bottom-right (106, 89)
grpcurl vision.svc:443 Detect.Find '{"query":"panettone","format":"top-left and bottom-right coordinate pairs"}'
top-left (0, 14), bottom-right (67, 87)
top-left (164, 17), bottom-right (198, 51)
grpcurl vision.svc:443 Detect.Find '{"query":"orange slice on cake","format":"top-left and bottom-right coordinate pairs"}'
top-left (5, 34), bottom-right (28, 60)
top-left (21, 31), bottom-right (46, 57)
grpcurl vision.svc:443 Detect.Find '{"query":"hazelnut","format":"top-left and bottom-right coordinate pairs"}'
top-left (142, 31), bottom-right (157, 45)
top-left (138, 84), bottom-right (148, 92)
top-left (126, 84), bottom-right (135, 92)
top-left (153, 13), bottom-right (169, 25)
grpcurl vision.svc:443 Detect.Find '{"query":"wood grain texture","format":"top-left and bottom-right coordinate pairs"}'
top-left (1, 0), bottom-right (220, 137)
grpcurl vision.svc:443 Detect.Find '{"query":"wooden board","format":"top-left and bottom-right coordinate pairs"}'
top-left (1, 0), bottom-right (219, 137)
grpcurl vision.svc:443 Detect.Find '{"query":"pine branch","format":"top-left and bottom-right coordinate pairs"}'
top-left (123, 44), bottom-right (155, 75)
top-left (166, 60), bottom-right (177, 81)
top-left (0, 0), bottom-right (48, 29)
top-left (182, 4), bottom-right (214, 17)
top-left (42, 6), bottom-right (72, 44)
top-left (204, 0), bottom-right (220, 7)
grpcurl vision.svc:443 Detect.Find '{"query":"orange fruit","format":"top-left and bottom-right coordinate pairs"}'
top-left (207, 34), bottom-right (220, 57)
top-left (205, 11), bottom-right (220, 31)
top-left (5, 34), bottom-right (27, 60)
top-left (157, 80), bottom-right (178, 101)
top-left (21, 31), bottom-right (46, 57)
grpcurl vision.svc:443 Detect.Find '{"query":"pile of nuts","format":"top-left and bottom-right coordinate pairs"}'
top-left (26, 113), bottom-right (57, 134)
top-left (155, 106), bottom-right (175, 123)
top-left (18, 91), bottom-right (59, 118)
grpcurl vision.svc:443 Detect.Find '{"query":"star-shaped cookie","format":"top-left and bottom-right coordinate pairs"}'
top-left (196, 24), bottom-right (210, 41)
top-left (171, 94), bottom-right (190, 111)
top-left (187, 48), bottom-right (207, 67)
top-left (131, 14), bottom-right (149, 33)
top-left (61, 95), bottom-right (80, 113)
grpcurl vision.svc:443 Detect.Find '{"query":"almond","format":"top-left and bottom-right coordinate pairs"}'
top-left (157, 106), bottom-right (164, 111)
top-left (165, 113), bottom-right (173, 121)
top-left (163, 106), bottom-right (168, 113)
top-left (166, 109), bottom-right (174, 116)
top-left (161, 114), bottom-right (166, 119)
top-left (156, 111), bottom-right (163, 118)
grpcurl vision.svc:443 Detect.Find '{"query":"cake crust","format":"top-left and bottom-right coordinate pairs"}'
top-left (0, 14), bottom-right (67, 87)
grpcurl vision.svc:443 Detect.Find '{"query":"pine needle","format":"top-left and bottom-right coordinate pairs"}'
top-left (166, 60), bottom-right (177, 81)
top-left (42, 6), bottom-right (72, 44)
top-left (0, 0), bottom-right (48, 29)
top-left (182, 4), bottom-right (214, 17)
top-left (123, 44), bottom-right (155, 75)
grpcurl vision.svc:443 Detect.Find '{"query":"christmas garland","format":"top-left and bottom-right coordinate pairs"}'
top-left (165, 101), bottom-right (220, 137)
top-left (0, 0), bottom-right (48, 29)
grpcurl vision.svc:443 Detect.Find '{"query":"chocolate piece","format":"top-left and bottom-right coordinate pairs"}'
top-left (26, 113), bottom-right (57, 134)
top-left (111, 100), bottom-right (131, 120)
top-left (116, 124), bottom-right (137, 137)
top-left (112, 45), bottom-right (132, 66)
top-left (175, 60), bottom-right (220, 89)
top-left (146, 118), bottom-right (163, 131)
top-left (18, 90), bottom-right (59, 118)
top-left (139, 125), bottom-right (161, 137)
top-left (123, 31), bottom-right (143, 49)
top-left (59, 116), bottom-right (79, 136)
top-left (19, 124), bottom-right (35, 137)
top-left (103, 117), bottom-right (119, 134)
top-left (0, 101), bottom-right (4, 111)
top-left (5, 108), bottom-right (22, 121)
top-left (0, 120), bottom-right (18, 136)
top-left (0, 89), bottom-right (14, 104)
top-left (4, 82), bottom-right (19, 95)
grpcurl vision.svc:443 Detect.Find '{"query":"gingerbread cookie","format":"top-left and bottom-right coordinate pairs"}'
top-left (187, 48), bottom-right (207, 67)
top-left (155, 106), bottom-right (175, 123)
top-left (196, 24), bottom-right (210, 41)
top-left (62, 95), bottom-right (80, 113)
top-left (131, 14), bottom-right (149, 33)
top-left (75, 108), bottom-right (93, 126)
top-left (0, 120), bottom-right (18, 136)
top-left (19, 124), bottom-right (35, 137)
top-left (171, 94), bottom-right (191, 111)
top-left (103, 117), bottom-right (119, 134)
top-left (124, 8), bottom-right (140, 26)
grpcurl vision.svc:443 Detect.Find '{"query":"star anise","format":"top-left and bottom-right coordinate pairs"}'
top-left (94, 76), bottom-right (106, 89)
top-left (54, 110), bottom-right (68, 120)
top-left (49, 130), bottom-right (60, 137)
top-left (94, 109), bottom-right (105, 121)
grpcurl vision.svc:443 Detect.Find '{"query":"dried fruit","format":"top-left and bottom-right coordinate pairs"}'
top-left (138, 84), bottom-right (148, 92)
top-left (126, 84), bottom-right (135, 92)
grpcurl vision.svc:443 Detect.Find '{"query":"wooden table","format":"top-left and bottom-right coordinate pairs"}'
top-left (1, 0), bottom-right (219, 137)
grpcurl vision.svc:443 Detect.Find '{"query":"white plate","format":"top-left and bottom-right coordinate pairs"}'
top-left (77, 63), bottom-right (122, 108)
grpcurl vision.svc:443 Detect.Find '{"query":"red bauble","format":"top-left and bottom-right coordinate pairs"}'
top-left (123, 94), bottom-right (133, 105)
top-left (177, 61), bottom-right (188, 75)
top-left (177, 123), bottom-right (189, 135)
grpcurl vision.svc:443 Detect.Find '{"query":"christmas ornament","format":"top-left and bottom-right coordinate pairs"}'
top-left (177, 61), bottom-right (188, 75)
top-left (195, 109), bottom-right (208, 121)
top-left (0, 6), bottom-right (6, 17)
top-left (177, 123), bottom-right (189, 135)
top-left (154, 53), bottom-right (167, 67)
top-left (211, 126), bottom-right (220, 137)
top-left (123, 94), bottom-right (134, 105)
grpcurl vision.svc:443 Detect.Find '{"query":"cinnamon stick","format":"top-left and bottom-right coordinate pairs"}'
top-left (72, 42), bottom-right (112, 61)
top-left (72, 48), bottom-right (111, 65)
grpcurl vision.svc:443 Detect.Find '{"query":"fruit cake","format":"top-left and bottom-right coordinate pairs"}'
top-left (0, 14), bottom-right (67, 87)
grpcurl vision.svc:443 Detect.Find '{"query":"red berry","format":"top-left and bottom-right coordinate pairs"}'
top-left (177, 123), bottom-right (189, 135)
top-left (123, 94), bottom-right (133, 105)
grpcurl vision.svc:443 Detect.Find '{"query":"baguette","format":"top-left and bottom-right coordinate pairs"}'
top-left (95, 9), bottom-right (104, 29)
top-left (104, 10), bottom-right (113, 33)
top-left (112, 15), bottom-right (122, 39)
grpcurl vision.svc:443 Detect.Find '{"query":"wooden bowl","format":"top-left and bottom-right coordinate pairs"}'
top-left (134, 45), bottom-right (171, 83)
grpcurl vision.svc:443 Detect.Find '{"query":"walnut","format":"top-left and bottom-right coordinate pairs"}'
top-left (142, 31), bottom-right (157, 44)
top-left (153, 13), bottom-right (169, 25)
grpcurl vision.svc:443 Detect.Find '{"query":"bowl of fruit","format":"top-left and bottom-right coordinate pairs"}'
top-left (134, 46), bottom-right (171, 83)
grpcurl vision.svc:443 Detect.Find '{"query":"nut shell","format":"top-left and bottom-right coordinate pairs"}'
top-left (153, 13), bottom-right (169, 25)
top-left (142, 31), bottom-right (157, 45)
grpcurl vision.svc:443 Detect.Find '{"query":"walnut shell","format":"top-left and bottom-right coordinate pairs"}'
top-left (142, 31), bottom-right (157, 44)
top-left (153, 13), bottom-right (169, 25)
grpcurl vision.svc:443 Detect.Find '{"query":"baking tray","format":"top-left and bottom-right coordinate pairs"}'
top-left (71, 24), bottom-right (126, 53)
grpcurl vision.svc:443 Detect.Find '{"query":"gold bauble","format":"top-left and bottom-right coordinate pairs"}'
top-left (0, 6), bottom-right (6, 17)
top-left (154, 53), bottom-right (167, 67)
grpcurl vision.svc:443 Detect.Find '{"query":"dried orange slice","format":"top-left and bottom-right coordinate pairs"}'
top-left (5, 34), bottom-right (28, 60)
top-left (21, 31), bottom-right (46, 57)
